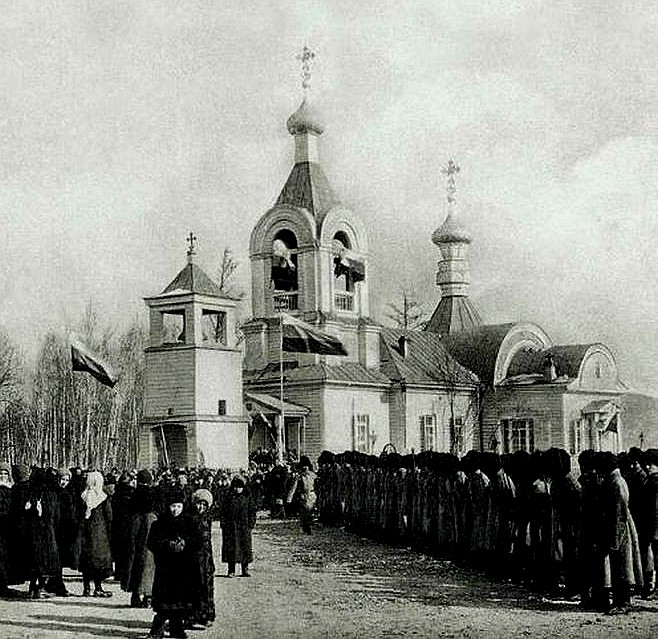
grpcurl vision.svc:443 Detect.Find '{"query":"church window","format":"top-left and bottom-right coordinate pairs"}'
top-left (162, 310), bottom-right (185, 344)
top-left (353, 414), bottom-right (371, 453)
top-left (201, 310), bottom-right (227, 345)
top-left (271, 230), bottom-right (298, 292)
top-left (450, 416), bottom-right (464, 455)
top-left (420, 414), bottom-right (438, 451)
top-left (595, 363), bottom-right (602, 378)
top-left (501, 418), bottom-right (535, 453)
top-left (332, 232), bottom-right (364, 313)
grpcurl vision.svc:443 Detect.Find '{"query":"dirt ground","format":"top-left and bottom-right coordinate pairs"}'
top-left (0, 516), bottom-right (656, 639)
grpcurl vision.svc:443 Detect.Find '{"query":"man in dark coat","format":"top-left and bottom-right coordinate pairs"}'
top-left (45, 468), bottom-right (79, 596)
top-left (220, 476), bottom-right (257, 577)
top-left (0, 462), bottom-right (13, 596)
top-left (111, 470), bottom-right (136, 587)
top-left (147, 488), bottom-right (200, 639)
top-left (642, 449), bottom-right (658, 599)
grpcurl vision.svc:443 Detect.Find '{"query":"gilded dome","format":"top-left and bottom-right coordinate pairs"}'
top-left (286, 97), bottom-right (325, 136)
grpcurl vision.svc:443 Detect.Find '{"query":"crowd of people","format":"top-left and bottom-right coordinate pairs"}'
top-left (0, 445), bottom-right (655, 633)
top-left (314, 447), bottom-right (658, 615)
top-left (0, 462), bottom-right (262, 639)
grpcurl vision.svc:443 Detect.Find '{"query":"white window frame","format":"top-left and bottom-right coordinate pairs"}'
top-left (501, 418), bottom-right (535, 453)
top-left (450, 416), bottom-right (464, 455)
top-left (353, 414), bottom-right (371, 453)
top-left (420, 414), bottom-right (438, 451)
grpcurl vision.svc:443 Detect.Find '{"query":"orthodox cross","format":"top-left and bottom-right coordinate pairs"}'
top-left (297, 45), bottom-right (316, 91)
top-left (186, 231), bottom-right (197, 256)
top-left (441, 159), bottom-right (460, 205)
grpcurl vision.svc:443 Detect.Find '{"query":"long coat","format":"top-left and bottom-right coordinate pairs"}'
top-left (220, 489), bottom-right (256, 565)
top-left (21, 481), bottom-right (61, 579)
top-left (122, 486), bottom-right (157, 596)
top-left (147, 510), bottom-right (200, 613)
top-left (0, 485), bottom-right (12, 585)
top-left (54, 486), bottom-right (79, 570)
top-left (601, 468), bottom-right (643, 589)
top-left (78, 499), bottom-right (113, 579)
top-left (192, 511), bottom-right (215, 622)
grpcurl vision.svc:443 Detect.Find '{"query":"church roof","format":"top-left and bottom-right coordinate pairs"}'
top-left (161, 262), bottom-right (227, 297)
top-left (245, 361), bottom-right (390, 386)
top-left (276, 161), bottom-right (340, 221)
top-left (441, 323), bottom-right (517, 385)
top-left (506, 344), bottom-right (597, 379)
top-left (425, 296), bottom-right (482, 336)
top-left (380, 328), bottom-right (479, 386)
top-left (244, 391), bottom-right (310, 416)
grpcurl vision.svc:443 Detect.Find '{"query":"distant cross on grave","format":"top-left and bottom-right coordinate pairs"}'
top-left (187, 231), bottom-right (197, 257)
top-left (296, 45), bottom-right (316, 92)
top-left (441, 159), bottom-right (461, 205)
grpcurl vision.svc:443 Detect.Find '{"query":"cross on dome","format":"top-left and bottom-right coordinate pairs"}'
top-left (296, 45), bottom-right (316, 92)
top-left (186, 231), bottom-right (197, 257)
top-left (441, 159), bottom-right (460, 205)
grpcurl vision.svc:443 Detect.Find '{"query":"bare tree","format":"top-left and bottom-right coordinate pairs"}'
top-left (217, 247), bottom-right (244, 297)
top-left (386, 290), bottom-right (426, 330)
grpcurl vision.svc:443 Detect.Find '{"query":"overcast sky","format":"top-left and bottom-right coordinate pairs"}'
top-left (1, 1), bottom-right (657, 394)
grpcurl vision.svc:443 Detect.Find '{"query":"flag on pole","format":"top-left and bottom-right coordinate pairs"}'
top-left (70, 336), bottom-right (119, 388)
top-left (280, 313), bottom-right (348, 356)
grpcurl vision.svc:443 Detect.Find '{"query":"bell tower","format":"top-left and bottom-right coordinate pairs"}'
top-left (243, 47), bottom-right (380, 371)
top-left (139, 234), bottom-right (248, 469)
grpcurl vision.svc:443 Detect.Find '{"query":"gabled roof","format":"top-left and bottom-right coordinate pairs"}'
top-left (380, 328), bottom-right (479, 386)
top-left (425, 296), bottom-right (482, 336)
top-left (276, 161), bottom-right (339, 223)
top-left (162, 262), bottom-right (227, 298)
top-left (441, 323), bottom-right (516, 385)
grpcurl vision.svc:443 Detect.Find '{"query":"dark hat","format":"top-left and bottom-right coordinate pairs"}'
top-left (643, 448), bottom-right (658, 467)
top-left (230, 476), bottom-right (246, 489)
top-left (165, 487), bottom-right (186, 505)
top-left (13, 464), bottom-right (30, 483)
top-left (136, 469), bottom-right (153, 485)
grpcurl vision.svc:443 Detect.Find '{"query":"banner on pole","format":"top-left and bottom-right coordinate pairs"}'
top-left (280, 313), bottom-right (348, 356)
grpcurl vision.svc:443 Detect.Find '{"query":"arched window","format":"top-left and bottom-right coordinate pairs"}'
top-left (272, 230), bottom-right (298, 311)
top-left (332, 231), bottom-right (364, 312)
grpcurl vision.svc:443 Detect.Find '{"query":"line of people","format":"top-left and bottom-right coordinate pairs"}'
top-left (315, 447), bottom-right (658, 615)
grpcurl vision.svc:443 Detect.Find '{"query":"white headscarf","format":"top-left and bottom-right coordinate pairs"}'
top-left (81, 471), bottom-right (107, 519)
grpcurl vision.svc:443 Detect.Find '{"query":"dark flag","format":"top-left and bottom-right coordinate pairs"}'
top-left (70, 337), bottom-right (118, 388)
top-left (281, 313), bottom-right (348, 356)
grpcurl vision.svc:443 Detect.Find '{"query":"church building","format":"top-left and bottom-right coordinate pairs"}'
top-left (241, 51), bottom-right (632, 464)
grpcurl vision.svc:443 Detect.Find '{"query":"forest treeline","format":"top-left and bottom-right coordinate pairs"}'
top-left (0, 304), bottom-right (146, 469)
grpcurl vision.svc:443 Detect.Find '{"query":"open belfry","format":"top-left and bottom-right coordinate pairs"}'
top-left (141, 48), bottom-right (642, 469)
top-left (139, 233), bottom-right (248, 469)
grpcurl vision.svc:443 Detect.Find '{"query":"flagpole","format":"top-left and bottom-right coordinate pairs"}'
top-left (278, 312), bottom-right (285, 464)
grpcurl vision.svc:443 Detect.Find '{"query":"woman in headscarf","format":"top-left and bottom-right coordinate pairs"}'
top-left (78, 470), bottom-right (113, 597)
top-left (189, 488), bottom-right (215, 628)
top-left (220, 476), bottom-right (257, 577)
top-left (0, 462), bottom-right (13, 595)
top-left (146, 488), bottom-right (200, 639)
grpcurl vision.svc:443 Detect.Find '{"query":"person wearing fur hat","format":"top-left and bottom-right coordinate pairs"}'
top-left (78, 470), bottom-right (114, 597)
top-left (0, 462), bottom-right (12, 595)
top-left (146, 488), bottom-right (200, 639)
top-left (220, 476), bottom-right (257, 577)
top-left (45, 468), bottom-right (79, 597)
top-left (123, 469), bottom-right (157, 608)
top-left (189, 488), bottom-right (215, 628)
top-left (287, 456), bottom-right (317, 535)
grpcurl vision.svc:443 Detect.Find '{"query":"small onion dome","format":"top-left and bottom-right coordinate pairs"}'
top-left (287, 97), bottom-right (325, 135)
top-left (431, 212), bottom-right (472, 245)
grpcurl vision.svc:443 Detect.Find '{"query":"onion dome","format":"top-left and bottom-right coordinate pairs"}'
top-left (431, 212), bottom-right (472, 245)
top-left (287, 97), bottom-right (325, 136)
